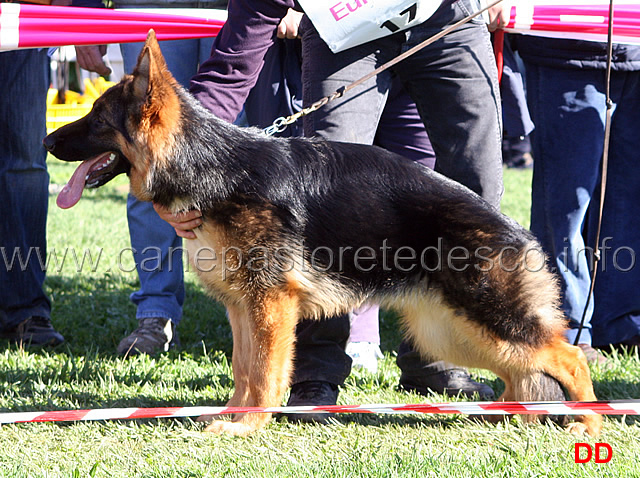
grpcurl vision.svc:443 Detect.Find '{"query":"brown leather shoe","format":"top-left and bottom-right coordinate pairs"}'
top-left (117, 317), bottom-right (178, 357)
top-left (577, 343), bottom-right (610, 367)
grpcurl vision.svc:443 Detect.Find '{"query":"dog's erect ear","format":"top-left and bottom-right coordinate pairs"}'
top-left (131, 29), bottom-right (175, 103)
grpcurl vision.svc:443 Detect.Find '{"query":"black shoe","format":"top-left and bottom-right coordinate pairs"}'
top-left (399, 368), bottom-right (495, 400)
top-left (505, 152), bottom-right (534, 169)
top-left (0, 316), bottom-right (65, 347)
top-left (602, 335), bottom-right (640, 354)
top-left (284, 381), bottom-right (339, 424)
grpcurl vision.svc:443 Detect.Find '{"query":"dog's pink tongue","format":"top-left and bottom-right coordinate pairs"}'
top-left (56, 157), bottom-right (101, 209)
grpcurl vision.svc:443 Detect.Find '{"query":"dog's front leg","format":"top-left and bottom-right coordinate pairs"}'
top-left (224, 305), bottom-right (252, 408)
top-left (205, 288), bottom-right (300, 436)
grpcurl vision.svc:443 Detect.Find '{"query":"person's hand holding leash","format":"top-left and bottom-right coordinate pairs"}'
top-left (487, 1), bottom-right (511, 32)
top-left (153, 203), bottom-right (203, 239)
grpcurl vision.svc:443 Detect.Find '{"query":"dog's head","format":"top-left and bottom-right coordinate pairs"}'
top-left (44, 30), bottom-right (182, 208)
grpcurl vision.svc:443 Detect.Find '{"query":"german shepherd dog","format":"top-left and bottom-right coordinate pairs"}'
top-left (44, 31), bottom-right (601, 437)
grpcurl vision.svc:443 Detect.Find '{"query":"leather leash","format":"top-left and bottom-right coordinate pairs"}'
top-left (573, 0), bottom-right (615, 345)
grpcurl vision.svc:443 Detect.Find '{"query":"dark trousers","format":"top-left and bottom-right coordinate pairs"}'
top-left (293, 0), bottom-right (503, 385)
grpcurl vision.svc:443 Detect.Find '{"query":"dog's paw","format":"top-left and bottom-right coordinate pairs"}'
top-left (566, 419), bottom-right (603, 437)
top-left (566, 421), bottom-right (588, 436)
top-left (567, 416), bottom-right (603, 437)
top-left (204, 419), bottom-right (254, 437)
top-left (196, 414), bottom-right (216, 422)
top-left (471, 414), bottom-right (505, 425)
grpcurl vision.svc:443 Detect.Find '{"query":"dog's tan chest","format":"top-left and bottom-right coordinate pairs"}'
top-left (186, 223), bottom-right (249, 304)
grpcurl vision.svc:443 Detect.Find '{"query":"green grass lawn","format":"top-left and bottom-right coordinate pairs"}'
top-left (1, 161), bottom-right (639, 477)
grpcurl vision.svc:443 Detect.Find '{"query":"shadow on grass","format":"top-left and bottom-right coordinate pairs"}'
top-left (311, 404), bottom-right (640, 431)
top-left (40, 274), bottom-right (233, 359)
top-left (306, 411), bottom-right (461, 429)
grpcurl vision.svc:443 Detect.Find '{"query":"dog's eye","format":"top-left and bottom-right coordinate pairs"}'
top-left (93, 115), bottom-right (108, 128)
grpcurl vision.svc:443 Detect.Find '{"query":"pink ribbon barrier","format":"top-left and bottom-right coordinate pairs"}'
top-left (0, 4), bottom-right (225, 50)
top-left (2, 3), bottom-right (640, 51)
top-left (2, 400), bottom-right (640, 425)
top-left (3, 2), bottom-right (640, 52)
top-left (505, 2), bottom-right (640, 44)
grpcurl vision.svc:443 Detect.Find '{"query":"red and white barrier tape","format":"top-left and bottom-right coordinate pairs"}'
top-left (2, 400), bottom-right (640, 425)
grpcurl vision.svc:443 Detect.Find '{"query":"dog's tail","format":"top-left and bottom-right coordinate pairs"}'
top-left (512, 372), bottom-right (569, 426)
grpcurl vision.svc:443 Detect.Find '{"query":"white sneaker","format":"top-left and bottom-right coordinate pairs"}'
top-left (346, 341), bottom-right (383, 373)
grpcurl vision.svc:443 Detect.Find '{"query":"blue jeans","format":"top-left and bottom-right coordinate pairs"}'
top-left (293, 0), bottom-right (503, 384)
top-left (120, 34), bottom-right (215, 324)
top-left (0, 49), bottom-right (51, 329)
top-left (526, 64), bottom-right (640, 346)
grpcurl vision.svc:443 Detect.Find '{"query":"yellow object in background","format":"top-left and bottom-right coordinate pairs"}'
top-left (46, 77), bottom-right (116, 132)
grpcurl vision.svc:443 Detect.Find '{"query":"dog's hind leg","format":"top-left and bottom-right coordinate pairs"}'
top-left (482, 341), bottom-right (599, 435)
top-left (498, 370), bottom-right (568, 427)
top-left (496, 336), bottom-right (600, 436)
top-left (395, 293), bottom-right (600, 436)
top-left (535, 336), bottom-right (603, 436)
top-left (205, 288), bottom-right (300, 436)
